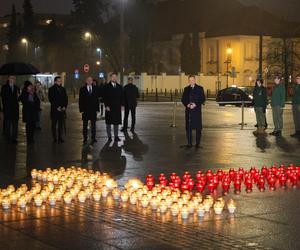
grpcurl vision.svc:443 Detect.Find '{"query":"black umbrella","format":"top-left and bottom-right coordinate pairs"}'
top-left (0, 62), bottom-right (40, 75)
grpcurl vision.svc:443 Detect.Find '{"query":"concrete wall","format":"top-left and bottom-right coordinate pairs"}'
top-left (126, 73), bottom-right (229, 95)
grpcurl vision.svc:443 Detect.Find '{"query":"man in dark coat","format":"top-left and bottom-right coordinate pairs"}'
top-left (48, 76), bottom-right (68, 143)
top-left (121, 77), bottom-right (140, 132)
top-left (103, 73), bottom-right (124, 142)
top-left (79, 76), bottom-right (100, 143)
top-left (1, 75), bottom-right (20, 143)
top-left (181, 75), bottom-right (206, 148)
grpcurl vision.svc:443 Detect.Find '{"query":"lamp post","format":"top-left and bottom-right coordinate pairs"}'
top-left (84, 32), bottom-right (92, 57)
top-left (225, 48), bottom-right (232, 88)
top-left (120, 0), bottom-right (125, 85)
top-left (96, 48), bottom-right (102, 65)
top-left (21, 38), bottom-right (28, 60)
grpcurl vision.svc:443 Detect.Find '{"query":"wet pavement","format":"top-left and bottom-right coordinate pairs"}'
top-left (0, 101), bottom-right (300, 249)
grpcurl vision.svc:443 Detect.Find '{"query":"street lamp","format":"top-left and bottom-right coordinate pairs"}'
top-left (96, 47), bottom-right (102, 63)
top-left (96, 61), bottom-right (101, 66)
top-left (84, 32), bottom-right (92, 48)
top-left (225, 48), bottom-right (232, 88)
top-left (21, 38), bottom-right (28, 60)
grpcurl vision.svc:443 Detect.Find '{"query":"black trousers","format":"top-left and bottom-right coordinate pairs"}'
top-left (123, 106), bottom-right (136, 129)
top-left (51, 118), bottom-right (63, 140)
top-left (186, 127), bottom-right (202, 145)
top-left (83, 119), bottom-right (96, 140)
top-left (4, 119), bottom-right (18, 141)
top-left (25, 120), bottom-right (35, 142)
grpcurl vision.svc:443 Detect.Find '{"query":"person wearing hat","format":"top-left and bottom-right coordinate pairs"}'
top-left (291, 74), bottom-right (300, 137)
top-left (270, 75), bottom-right (286, 136)
top-left (19, 81), bottom-right (40, 143)
top-left (253, 78), bottom-right (268, 135)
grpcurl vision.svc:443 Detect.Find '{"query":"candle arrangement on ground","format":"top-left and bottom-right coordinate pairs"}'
top-left (146, 164), bottom-right (300, 195)
top-left (0, 167), bottom-right (237, 221)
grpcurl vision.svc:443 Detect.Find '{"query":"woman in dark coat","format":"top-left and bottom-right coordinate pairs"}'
top-left (19, 81), bottom-right (40, 143)
top-left (181, 75), bottom-right (206, 148)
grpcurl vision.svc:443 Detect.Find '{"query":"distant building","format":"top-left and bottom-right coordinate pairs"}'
top-left (0, 13), bottom-right (70, 66)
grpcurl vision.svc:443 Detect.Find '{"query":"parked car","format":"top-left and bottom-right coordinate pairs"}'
top-left (216, 87), bottom-right (254, 106)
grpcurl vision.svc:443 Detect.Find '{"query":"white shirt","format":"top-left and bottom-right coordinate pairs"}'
top-left (87, 85), bottom-right (92, 93)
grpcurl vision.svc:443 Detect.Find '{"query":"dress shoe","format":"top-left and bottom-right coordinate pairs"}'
top-left (195, 144), bottom-right (201, 148)
top-left (130, 127), bottom-right (135, 132)
top-left (114, 137), bottom-right (121, 142)
top-left (58, 138), bottom-right (64, 143)
top-left (185, 144), bottom-right (193, 148)
top-left (275, 131), bottom-right (282, 136)
top-left (290, 131), bottom-right (300, 138)
top-left (120, 128), bottom-right (127, 132)
top-left (108, 137), bottom-right (112, 142)
top-left (269, 131), bottom-right (277, 136)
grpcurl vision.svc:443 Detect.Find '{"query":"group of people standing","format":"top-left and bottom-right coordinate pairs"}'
top-left (252, 74), bottom-right (300, 137)
top-left (0, 73), bottom-right (140, 145)
top-left (0, 75), bottom-right (67, 144)
top-left (78, 72), bottom-right (139, 144)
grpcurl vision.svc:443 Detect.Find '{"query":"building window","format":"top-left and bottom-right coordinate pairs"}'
top-left (208, 47), bottom-right (215, 63)
top-left (244, 42), bottom-right (253, 60)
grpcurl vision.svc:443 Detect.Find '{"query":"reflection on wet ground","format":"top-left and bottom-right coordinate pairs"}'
top-left (0, 102), bottom-right (300, 249)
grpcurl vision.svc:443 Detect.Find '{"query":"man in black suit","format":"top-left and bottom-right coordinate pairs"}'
top-left (79, 76), bottom-right (100, 144)
top-left (1, 75), bottom-right (20, 143)
top-left (121, 77), bottom-right (140, 132)
top-left (103, 73), bottom-right (124, 142)
top-left (48, 76), bottom-right (68, 143)
top-left (181, 75), bottom-right (206, 148)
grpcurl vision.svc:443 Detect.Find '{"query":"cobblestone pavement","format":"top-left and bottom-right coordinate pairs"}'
top-left (0, 102), bottom-right (300, 249)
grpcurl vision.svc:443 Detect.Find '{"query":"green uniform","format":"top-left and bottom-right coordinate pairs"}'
top-left (253, 86), bottom-right (268, 108)
top-left (271, 83), bottom-right (286, 131)
top-left (292, 84), bottom-right (300, 105)
top-left (292, 84), bottom-right (300, 132)
top-left (271, 83), bottom-right (285, 107)
top-left (253, 86), bottom-right (268, 128)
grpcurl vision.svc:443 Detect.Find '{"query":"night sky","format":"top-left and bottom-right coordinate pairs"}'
top-left (1, 0), bottom-right (299, 22)
top-left (1, 0), bottom-right (74, 16)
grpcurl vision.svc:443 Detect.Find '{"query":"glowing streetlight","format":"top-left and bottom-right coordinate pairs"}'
top-left (84, 32), bottom-right (92, 39)
top-left (96, 61), bottom-right (101, 66)
top-left (21, 38), bottom-right (28, 44)
top-left (96, 48), bottom-right (102, 67)
top-left (21, 38), bottom-right (29, 59)
top-left (226, 48), bottom-right (233, 55)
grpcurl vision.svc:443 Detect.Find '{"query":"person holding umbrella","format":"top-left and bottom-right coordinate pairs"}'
top-left (19, 81), bottom-right (40, 143)
top-left (48, 76), bottom-right (68, 143)
top-left (1, 75), bottom-right (20, 143)
top-left (181, 75), bottom-right (206, 148)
